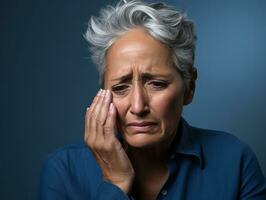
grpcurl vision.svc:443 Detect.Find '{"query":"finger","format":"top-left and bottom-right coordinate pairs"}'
top-left (96, 90), bottom-right (112, 128)
top-left (89, 89), bottom-right (104, 116)
top-left (84, 89), bottom-right (103, 142)
top-left (94, 103), bottom-right (117, 171)
top-left (104, 102), bottom-right (117, 140)
top-left (91, 88), bottom-right (105, 120)
top-left (85, 89), bottom-right (102, 135)
top-left (90, 89), bottom-right (109, 148)
top-left (89, 89), bottom-right (102, 114)
top-left (94, 90), bottom-right (112, 147)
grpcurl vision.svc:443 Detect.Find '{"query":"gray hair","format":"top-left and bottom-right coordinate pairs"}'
top-left (85, 0), bottom-right (196, 86)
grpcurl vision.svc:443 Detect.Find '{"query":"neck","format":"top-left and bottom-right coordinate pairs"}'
top-left (126, 132), bottom-right (177, 172)
top-left (126, 135), bottom-right (177, 200)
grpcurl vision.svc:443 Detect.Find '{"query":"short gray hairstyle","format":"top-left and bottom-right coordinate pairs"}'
top-left (85, 0), bottom-right (196, 86)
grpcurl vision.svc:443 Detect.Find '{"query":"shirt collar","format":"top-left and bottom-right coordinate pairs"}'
top-left (170, 117), bottom-right (204, 169)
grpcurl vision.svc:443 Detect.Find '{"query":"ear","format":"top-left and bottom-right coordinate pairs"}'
top-left (184, 67), bottom-right (197, 105)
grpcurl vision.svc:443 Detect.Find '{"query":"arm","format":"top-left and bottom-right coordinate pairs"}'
top-left (39, 89), bottom-right (136, 200)
top-left (39, 151), bottom-right (134, 200)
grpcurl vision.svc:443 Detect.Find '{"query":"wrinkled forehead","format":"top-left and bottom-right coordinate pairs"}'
top-left (104, 28), bottom-right (175, 83)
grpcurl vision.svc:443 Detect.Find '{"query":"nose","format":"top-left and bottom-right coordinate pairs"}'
top-left (129, 84), bottom-right (149, 116)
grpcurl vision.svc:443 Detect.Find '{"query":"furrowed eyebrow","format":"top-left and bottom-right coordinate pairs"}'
top-left (110, 72), bottom-right (173, 82)
top-left (141, 72), bottom-right (173, 80)
top-left (111, 73), bottom-right (132, 82)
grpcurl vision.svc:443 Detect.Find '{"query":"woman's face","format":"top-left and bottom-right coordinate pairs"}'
top-left (104, 28), bottom-right (191, 148)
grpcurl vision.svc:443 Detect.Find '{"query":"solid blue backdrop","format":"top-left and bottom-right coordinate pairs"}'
top-left (1, 0), bottom-right (265, 199)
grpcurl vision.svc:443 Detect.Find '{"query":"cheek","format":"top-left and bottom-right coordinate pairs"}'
top-left (112, 97), bottom-right (127, 121)
top-left (151, 92), bottom-right (184, 121)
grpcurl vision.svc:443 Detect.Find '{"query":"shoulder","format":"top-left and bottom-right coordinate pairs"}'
top-left (190, 126), bottom-right (265, 179)
top-left (41, 140), bottom-right (97, 177)
top-left (191, 126), bottom-right (252, 155)
top-left (189, 125), bottom-right (266, 196)
top-left (187, 125), bottom-right (262, 171)
top-left (40, 140), bottom-right (101, 187)
top-left (45, 140), bottom-right (88, 161)
top-left (39, 141), bottom-right (104, 198)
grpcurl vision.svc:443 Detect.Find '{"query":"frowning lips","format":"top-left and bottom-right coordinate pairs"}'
top-left (126, 121), bottom-right (158, 133)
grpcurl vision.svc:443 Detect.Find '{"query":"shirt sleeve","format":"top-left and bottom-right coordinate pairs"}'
top-left (240, 144), bottom-right (266, 200)
top-left (39, 153), bottom-right (134, 200)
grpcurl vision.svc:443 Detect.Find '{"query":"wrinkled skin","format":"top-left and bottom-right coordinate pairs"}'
top-left (84, 28), bottom-right (196, 195)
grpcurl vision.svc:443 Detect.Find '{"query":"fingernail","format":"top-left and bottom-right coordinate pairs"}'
top-left (102, 89), bottom-right (106, 97)
top-left (97, 89), bottom-right (102, 96)
top-left (100, 89), bottom-right (104, 96)
top-left (106, 89), bottom-right (110, 97)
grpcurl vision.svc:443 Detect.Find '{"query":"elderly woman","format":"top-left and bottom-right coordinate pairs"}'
top-left (39, 1), bottom-right (266, 200)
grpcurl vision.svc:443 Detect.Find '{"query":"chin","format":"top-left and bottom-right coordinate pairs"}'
top-left (123, 133), bottom-right (163, 148)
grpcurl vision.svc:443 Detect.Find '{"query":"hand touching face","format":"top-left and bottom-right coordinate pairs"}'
top-left (84, 89), bottom-right (135, 193)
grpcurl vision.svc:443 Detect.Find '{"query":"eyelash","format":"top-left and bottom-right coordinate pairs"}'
top-left (111, 84), bottom-right (130, 95)
top-left (147, 80), bottom-right (168, 90)
top-left (111, 80), bottom-right (169, 95)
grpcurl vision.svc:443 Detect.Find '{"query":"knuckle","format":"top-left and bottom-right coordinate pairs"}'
top-left (88, 111), bottom-right (102, 124)
top-left (88, 111), bottom-right (95, 119)
top-left (96, 118), bottom-right (105, 126)
top-left (86, 107), bottom-right (93, 115)
top-left (104, 125), bottom-right (113, 133)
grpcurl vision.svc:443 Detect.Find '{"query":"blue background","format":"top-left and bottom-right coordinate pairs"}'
top-left (1, 0), bottom-right (265, 199)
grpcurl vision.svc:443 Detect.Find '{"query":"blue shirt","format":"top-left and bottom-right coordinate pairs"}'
top-left (39, 118), bottom-right (266, 200)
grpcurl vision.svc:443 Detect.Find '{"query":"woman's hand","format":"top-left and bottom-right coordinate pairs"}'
top-left (84, 89), bottom-right (135, 194)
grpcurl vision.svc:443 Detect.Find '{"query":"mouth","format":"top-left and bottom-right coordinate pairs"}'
top-left (126, 121), bottom-right (158, 133)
